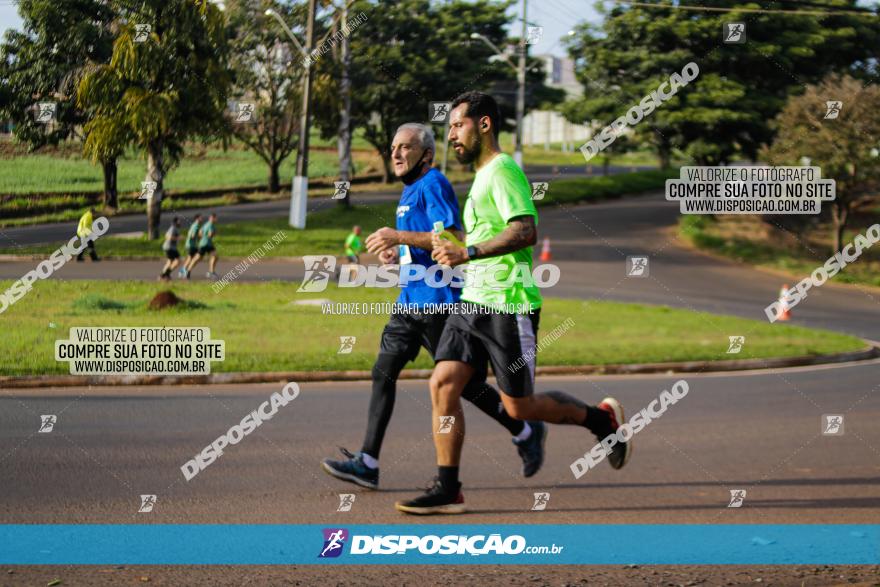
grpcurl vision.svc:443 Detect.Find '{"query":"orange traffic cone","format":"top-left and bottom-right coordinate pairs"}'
top-left (539, 237), bottom-right (552, 262)
top-left (777, 284), bottom-right (791, 321)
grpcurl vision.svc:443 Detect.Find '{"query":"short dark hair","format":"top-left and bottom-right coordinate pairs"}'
top-left (451, 91), bottom-right (501, 138)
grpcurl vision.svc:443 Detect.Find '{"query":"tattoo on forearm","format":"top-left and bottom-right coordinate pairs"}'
top-left (472, 216), bottom-right (536, 259)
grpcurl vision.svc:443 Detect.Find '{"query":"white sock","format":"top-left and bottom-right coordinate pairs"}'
top-left (360, 452), bottom-right (379, 469)
top-left (513, 422), bottom-right (532, 443)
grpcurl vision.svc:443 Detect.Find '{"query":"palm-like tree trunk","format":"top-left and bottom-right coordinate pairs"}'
top-left (145, 142), bottom-right (165, 239)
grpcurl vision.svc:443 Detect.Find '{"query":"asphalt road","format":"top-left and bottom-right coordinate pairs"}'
top-left (3, 365), bottom-right (879, 525)
top-left (1, 179), bottom-right (879, 584)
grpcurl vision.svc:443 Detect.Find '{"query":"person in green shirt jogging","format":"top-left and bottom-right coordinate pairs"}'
top-left (185, 212), bottom-right (218, 280)
top-left (75, 207), bottom-right (99, 262)
top-left (178, 214), bottom-right (202, 279)
top-left (344, 225), bottom-right (363, 262)
top-left (342, 225), bottom-right (363, 282)
top-left (395, 92), bottom-right (632, 515)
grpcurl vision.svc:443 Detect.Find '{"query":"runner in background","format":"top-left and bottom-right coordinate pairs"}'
top-left (342, 225), bottom-right (363, 282)
top-left (159, 216), bottom-right (182, 281)
top-left (75, 207), bottom-right (100, 262)
top-left (185, 212), bottom-right (218, 280)
top-left (179, 214), bottom-right (202, 279)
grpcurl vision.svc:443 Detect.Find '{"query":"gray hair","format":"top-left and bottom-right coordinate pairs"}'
top-left (395, 123), bottom-right (435, 161)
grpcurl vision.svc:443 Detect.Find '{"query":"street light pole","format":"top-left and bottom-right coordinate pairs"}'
top-left (265, 3), bottom-right (316, 229)
top-left (290, 0), bottom-right (317, 229)
top-left (470, 26), bottom-right (526, 168)
top-left (515, 0), bottom-right (527, 168)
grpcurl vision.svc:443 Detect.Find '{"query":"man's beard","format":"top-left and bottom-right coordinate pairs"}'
top-left (453, 135), bottom-right (481, 164)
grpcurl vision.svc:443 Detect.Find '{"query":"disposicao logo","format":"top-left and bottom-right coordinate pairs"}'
top-left (319, 528), bottom-right (349, 558)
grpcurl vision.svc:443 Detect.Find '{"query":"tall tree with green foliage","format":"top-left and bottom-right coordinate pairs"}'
top-left (563, 0), bottom-right (880, 166)
top-left (313, 0), bottom-right (556, 182)
top-left (0, 0), bottom-right (118, 207)
top-left (78, 0), bottom-right (231, 238)
top-left (765, 74), bottom-right (880, 253)
top-left (226, 0), bottom-right (306, 193)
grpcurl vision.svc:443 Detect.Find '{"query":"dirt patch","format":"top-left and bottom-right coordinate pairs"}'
top-left (148, 291), bottom-right (182, 310)
top-left (4, 564), bottom-right (879, 586)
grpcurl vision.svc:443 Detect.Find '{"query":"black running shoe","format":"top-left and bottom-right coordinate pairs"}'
top-left (320, 447), bottom-right (379, 490)
top-left (395, 477), bottom-right (465, 515)
top-left (598, 397), bottom-right (631, 469)
top-left (513, 421), bottom-right (547, 477)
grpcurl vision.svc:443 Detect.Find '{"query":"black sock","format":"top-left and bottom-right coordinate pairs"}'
top-left (438, 466), bottom-right (459, 494)
top-left (461, 381), bottom-right (524, 436)
top-left (583, 405), bottom-right (613, 437)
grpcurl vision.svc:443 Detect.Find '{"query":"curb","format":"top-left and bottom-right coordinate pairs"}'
top-left (2, 343), bottom-right (876, 389)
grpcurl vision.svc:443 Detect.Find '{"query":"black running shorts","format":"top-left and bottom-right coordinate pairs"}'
top-left (379, 311), bottom-right (488, 382)
top-left (434, 303), bottom-right (541, 398)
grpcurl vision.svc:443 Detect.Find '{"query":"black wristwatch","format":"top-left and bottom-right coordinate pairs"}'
top-left (466, 245), bottom-right (479, 260)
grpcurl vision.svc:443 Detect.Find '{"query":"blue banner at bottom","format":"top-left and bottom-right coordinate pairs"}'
top-left (0, 525), bottom-right (877, 565)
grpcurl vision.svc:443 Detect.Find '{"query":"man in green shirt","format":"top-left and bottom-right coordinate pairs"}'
top-left (185, 212), bottom-right (218, 280)
top-left (342, 225), bottom-right (363, 283)
top-left (344, 225), bottom-right (363, 262)
top-left (179, 214), bottom-right (202, 279)
top-left (395, 92), bottom-right (631, 515)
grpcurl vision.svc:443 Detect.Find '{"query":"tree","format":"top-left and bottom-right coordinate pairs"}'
top-left (0, 0), bottom-right (118, 207)
top-left (331, 0), bottom-right (353, 208)
top-left (765, 74), bottom-right (880, 253)
top-left (78, 0), bottom-right (231, 238)
top-left (563, 0), bottom-right (880, 166)
top-left (226, 0), bottom-right (305, 193)
top-left (316, 0), bottom-right (538, 183)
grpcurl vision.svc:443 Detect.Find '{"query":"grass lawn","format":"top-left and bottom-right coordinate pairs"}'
top-left (680, 215), bottom-right (880, 287)
top-left (0, 130), bottom-right (660, 197)
top-left (0, 145), bottom-right (382, 196)
top-left (0, 170), bottom-right (676, 258)
top-left (0, 280), bottom-right (865, 377)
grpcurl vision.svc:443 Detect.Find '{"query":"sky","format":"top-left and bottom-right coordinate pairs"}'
top-left (0, 0), bottom-right (599, 58)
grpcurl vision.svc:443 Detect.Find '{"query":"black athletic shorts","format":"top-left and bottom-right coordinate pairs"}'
top-left (198, 245), bottom-right (215, 255)
top-left (379, 311), bottom-right (488, 382)
top-left (165, 249), bottom-right (180, 260)
top-left (187, 246), bottom-right (198, 256)
top-left (434, 303), bottom-right (541, 398)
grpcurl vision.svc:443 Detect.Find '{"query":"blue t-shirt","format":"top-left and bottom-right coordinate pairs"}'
top-left (395, 168), bottom-right (461, 308)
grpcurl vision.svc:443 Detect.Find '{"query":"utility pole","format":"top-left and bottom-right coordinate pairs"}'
top-left (337, 0), bottom-right (352, 208)
top-left (290, 0), bottom-right (317, 228)
top-left (514, 0), bottom-right (527, 168)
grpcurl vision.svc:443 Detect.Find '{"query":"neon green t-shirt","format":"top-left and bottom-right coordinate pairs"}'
top-left (462, 153), bottom-right (542, 311)
top-left (345, 233), bottom-right (362, 257)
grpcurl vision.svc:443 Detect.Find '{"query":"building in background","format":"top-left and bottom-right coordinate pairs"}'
top-left (523, 54), bottom-right (590, 151)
